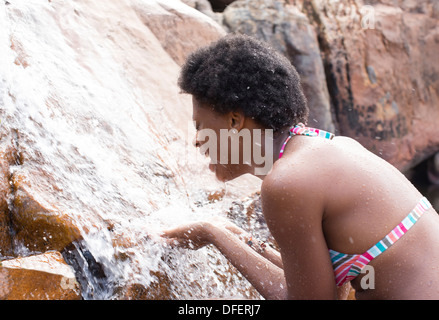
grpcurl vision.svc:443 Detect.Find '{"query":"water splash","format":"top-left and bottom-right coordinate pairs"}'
top-left (0, 0), bottom-right (262, 299)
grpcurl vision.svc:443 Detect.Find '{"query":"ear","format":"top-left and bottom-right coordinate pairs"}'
top-left (228, 111), bottom-right (245, 131)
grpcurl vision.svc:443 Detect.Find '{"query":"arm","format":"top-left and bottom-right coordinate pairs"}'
top-left (163, 167), bottom-right (339, 300)
top-left (162, 214), bottom-right (343, 299)
top-left (162, 221), bottom-right (288, 299)
top-left (261, 170), bottom-right (338, 300)
top-left (208, 223), bottom-right (288, 299)
top-left (216, 218), bottom-right (283, 269)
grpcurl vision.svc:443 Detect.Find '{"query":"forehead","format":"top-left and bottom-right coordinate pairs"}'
top-left (192, 96), bottom-right (203, 119)
top-left (192, 97), bottom-right (216, 120)
top-left (191, 96), bottom-right (231, 130)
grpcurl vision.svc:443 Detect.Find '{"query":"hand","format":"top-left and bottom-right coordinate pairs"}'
top-left (161, 221), bottom-right (213, 250)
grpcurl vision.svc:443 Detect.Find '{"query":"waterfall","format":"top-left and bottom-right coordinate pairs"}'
top-left (0, 0), bottom-right (262, 299)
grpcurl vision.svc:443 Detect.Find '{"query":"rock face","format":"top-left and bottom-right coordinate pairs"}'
top-left (0, 0), bottom-right (240, 300)
top-left (223, 0), bottom-right (336, 132)
top-left (11, 170), bottom-right (82, 253)
top-left (0, 141), bottom-right (14, 257)
top-left (301, 0), bottom-right (439, 171)
top-left (134, 0), bottom-right (225, 66)
top-left (428, 153), bottom-right (439, 185)
top-left (0, 251), bottom-right (80, 300)
top-left (222, 0), bottom-right (439, 171)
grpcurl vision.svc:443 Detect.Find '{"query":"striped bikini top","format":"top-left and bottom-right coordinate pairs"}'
top-left (330, 197), bottom-right (432, 286)
top-left (277, 124), bottom-right (433, 286)
top-left (279, 123), bottom-right (335, 158)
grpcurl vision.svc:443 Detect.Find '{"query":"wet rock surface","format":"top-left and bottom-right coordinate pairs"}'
top-left (0, 0), bottom-right (229, 299)
top-left (0, 251), bottom-right (80, 300)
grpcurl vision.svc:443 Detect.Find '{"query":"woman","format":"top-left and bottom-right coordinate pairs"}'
top-left (162, 34), bottom-right (439, 299)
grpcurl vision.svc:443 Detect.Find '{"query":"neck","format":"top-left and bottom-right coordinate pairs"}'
top-left (251, 127), bottom-right (291, 180)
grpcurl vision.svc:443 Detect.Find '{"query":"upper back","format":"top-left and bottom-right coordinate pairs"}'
top-left (265, 134), bottom-right (424, 254)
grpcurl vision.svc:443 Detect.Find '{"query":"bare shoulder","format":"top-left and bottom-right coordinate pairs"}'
top-left (260, 140), bottom-right (338, 299)
top-left (262, 136), bottom-right (356, 188)
top-left (261, 151), bottom-right (326, 224)
top-left (261, 154), bottom-right (312, 204)
top-left (260, 135), bottom-right (368, 221)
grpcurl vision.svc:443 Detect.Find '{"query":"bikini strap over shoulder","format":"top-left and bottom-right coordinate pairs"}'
top-left (290, 123), bottom-right (335, 140)
top-left (279, 123), bottom-right (335, 158)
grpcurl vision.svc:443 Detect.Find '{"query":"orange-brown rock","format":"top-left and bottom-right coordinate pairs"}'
top-left (0, 140), bottom-right (14, 257)
top-left (119, 271), bottom-right (175, 300)
top-left (301, 0), bottom-right (439, 171)
top-left (10, 170), bottom-right (81, 253)
top-left (134, 0), bottom-right (226, 66)
top-left (222, 0), bottom-right (439, 171)
top-left (0, 251), bottom-right (81, 300)
top-left (223, 0), bottom-right (336, 132)
top-left (0, 0), bottom-right (235, 300)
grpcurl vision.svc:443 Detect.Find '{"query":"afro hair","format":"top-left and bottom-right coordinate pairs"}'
top-left (178, 34), bottom-right (308, 132)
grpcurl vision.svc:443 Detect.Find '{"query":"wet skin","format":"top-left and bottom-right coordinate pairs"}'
top-left (164, 97), bottom-right (439, 299)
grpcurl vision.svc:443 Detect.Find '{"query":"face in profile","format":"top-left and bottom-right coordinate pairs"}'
top-left (192, 97), bottom-right (237, 182)
top-left (179, 35), bottom-right (308, 183)
top-left (192, 97), bottom-right (273, 182)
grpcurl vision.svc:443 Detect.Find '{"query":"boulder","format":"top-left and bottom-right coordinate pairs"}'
top-left (0, 0), bottom-right (254, 300)
top-left (180, 0), bottom-right (226, 27)
top-left (10, 170), bottom-right (82, 253)
top-left (223, 0), bottom-right (336, 132)
top-left (222, 0), bottom-right (439, 171)
top-left (300, 0), bottom-right (439, 171)
top-left (0, 251), bottom-right (81, 300)
top-left (133, 0), bottom-right (226, 66)
top-left (0, 138), bottom-right (15, 257)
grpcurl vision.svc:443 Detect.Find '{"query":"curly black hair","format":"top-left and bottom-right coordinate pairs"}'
top-left (178, 34), bottom-right (308, 132)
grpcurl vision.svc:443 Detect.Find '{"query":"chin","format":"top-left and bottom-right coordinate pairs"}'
top-left (209, 163), bottom-right (243, 182)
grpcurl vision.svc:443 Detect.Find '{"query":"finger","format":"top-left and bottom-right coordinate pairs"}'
top-left (160, 227), bottom-right (183, 239)
top-left (159, 235), bottom-right (187, 248)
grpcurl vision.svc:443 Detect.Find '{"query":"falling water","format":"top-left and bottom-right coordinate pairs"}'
top-left (0, 0), bottom-right (263, 299)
